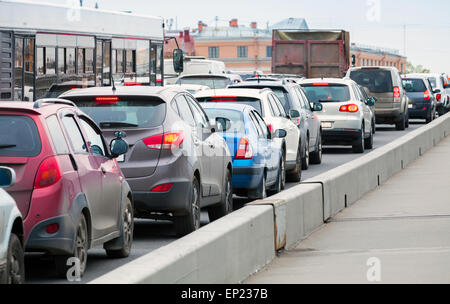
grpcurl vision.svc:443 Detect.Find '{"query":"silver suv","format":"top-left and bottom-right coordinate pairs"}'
top-left (347, 66), bottom-right (410, 130)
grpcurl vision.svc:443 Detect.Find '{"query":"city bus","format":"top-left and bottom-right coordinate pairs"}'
top-left (0, 0), bottom-right (165, 101)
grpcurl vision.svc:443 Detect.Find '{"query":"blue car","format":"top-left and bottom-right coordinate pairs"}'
top-left (201, 103), bottom-right (286, 199)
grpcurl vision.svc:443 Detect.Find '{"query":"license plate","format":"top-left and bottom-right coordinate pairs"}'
top-left (408, 104), bottom-right (413, 109)
top-left (117, 154), bottom-right (125, 162)
top-left (321, 122), bottom-right (333, 129)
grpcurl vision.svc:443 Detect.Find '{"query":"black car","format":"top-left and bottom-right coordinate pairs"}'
top-left (402, 75), bottom-right (437, 123)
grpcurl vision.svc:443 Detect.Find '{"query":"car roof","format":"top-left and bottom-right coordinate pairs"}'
top-left (0, 100), bottom-right (74, 115)
top-left (201, 102), bottom-right (254, 112)
top-left (348, 66), bottom-right (399, 72)
top-left (301, 78), bottom-right (354, 85)
top-left (402, 74), bottom-right (429, 80)
top-left (59, 85), bottom-right (185, 101)
top-left (194, 88), bottom-right (268, 99)
top-left (229, 80), bottom-right (295, 89)
top-left (178, 74), bottom-right (230, 78)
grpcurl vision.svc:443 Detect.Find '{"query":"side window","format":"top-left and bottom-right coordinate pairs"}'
top-left (174, 95), bottom-right (196, 126)
top-left (296, 88), bottom-right (311, 111)
top-left (267, 95), bottom-right (281, 117)
top-left (249, 111), bottom-right (264, 138)
top-left (253, 111), bottom-right (269, 138)
top-left (186, 95), bottom-right (209, 128)
top-left (79, 117), bottom-right (107, 157)
top-left (46, 115), bottom-right (70, 155)
top-left (288, 87), bottom-right (303, 110)
top-left (171, 100), bottom-right (180, 115)
top-left (272, 94), bottom-right (287, 117)
top-left (61, 115), bottom-right (88, 154)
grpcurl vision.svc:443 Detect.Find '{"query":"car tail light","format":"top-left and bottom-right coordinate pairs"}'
top-left (291, 117), bottom-right (301, 126)
top-left (436, 94), bottom-right (442, 102)
top-left (235, 137), bottom-right (253, 159)
top-left (267, 124), bottom-right (273, 133)
top-left (210, 96), bottom-right (237, 102)
top-left (46, 223), bottom-right (59, 234)
top-left (123, 82), bottom-right (142, 86)
top-left (393, 86), bottom-right (401, 99)
top-left (312, 83), bottom-right (329, 86)
top-left (34, 157), bottom-right (62, 189)
top-left (151, 183), bottom-right (173, 192)
top-left (424, 90), bottom-right (431, 101)
top-left (143, 132), bottom-right (184, 150)
top-left (95, 96), bottom-right (119, 105)
top-left (339, 104), bottom-right (359, 113)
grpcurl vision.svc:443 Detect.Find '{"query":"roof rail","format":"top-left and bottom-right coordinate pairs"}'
top-left (33, 98), bottom-right (76, 109)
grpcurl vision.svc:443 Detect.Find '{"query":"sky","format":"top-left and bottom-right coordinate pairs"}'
top-left (29, 0), bottom-right (450, 73)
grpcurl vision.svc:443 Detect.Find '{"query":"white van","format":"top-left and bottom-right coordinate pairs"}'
top-left (164, 58), bottom-right (226, 84)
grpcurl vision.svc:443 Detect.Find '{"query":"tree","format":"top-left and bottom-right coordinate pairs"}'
top-left (406, 61), bottom-right (430, 74)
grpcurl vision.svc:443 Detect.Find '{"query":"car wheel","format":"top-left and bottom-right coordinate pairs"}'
top-left (364, 125), bottom-right (374, 150)
top-left (301, 138), bottom-right (310, 170)
top-left (310, 132), bottom-right (322, 165)
top-left (208, 170), bottom-right (233, 222)
top-left (395, 113), bottom-right (406, 131)
top-left (372, 119), bottom-right (376, 134)
top-left (352, 125), bottom-right (365, 153)
top-left (248, 172), bottom-right (267, 200)
top-left (105, 198), bottom-right (134, 258)
top-left (174, 176), bottom-right (201, 237)
top-left (405, 111), bottom-right (410, 128)
top-left (287, 146), bottom-right (302, 182)
top-left (55, 214), bottom-right (88, 279)
top-left (268, 157), bottom-right (285, 196)
top-left (4, 233), bottom-right (25, 284)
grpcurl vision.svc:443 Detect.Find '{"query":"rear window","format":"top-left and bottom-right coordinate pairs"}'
top-left (197, 97), bottom-right (263, 115)
top-left (302, 84), bottom-right (351, 103)
top-left (176, 76), bottom-right (230, 89)
top-left (231, 86), bottom-right (290, 111)
top-left (402, 78), bottom-right (427, 93)
top-left (350, 69), bottom-right (393, 93)
top-left (67, 96), bottom-right (166, 129)
top-left (203, 108), bottom-right (245, 133)
top-left (0, 115), bottom-right (41, 157)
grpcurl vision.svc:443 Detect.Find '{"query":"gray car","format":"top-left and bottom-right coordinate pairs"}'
top-left (0, 167), bottom-right (24, 284)
top-left (60, 86), bottom-right (233, 236)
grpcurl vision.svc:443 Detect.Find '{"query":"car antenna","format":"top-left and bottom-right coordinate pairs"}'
top-left (111, 74), bottom-right (116, 92)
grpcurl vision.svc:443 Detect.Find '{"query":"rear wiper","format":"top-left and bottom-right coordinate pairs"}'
top-left (99, 122), bottom-right (139, 128)
top-left (0, 144), bottom-right (16, 149)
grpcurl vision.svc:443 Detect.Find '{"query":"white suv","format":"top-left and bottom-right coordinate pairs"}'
top-left (0, 167), bottom-right (24, 284)
top-left (424, 73), bottom-right (450, 115)
top-left (300, 78), bottom-right (374, 153)
top-left (195, 88), bottom-right (305, 181)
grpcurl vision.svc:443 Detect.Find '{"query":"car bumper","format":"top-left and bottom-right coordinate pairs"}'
top-left (232, 165), bottom-right (264, 190)
top-left (322, 129), bottom-right (361, 145)
top-left (409, 104), bottom-right (431, 118)
top-left (25, 215), bottom-right (76, 255)
top-left (375, 108), bottom-right (403, 123)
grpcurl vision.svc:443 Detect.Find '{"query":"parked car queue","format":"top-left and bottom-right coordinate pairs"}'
top-left (1, 65), bottom-right (445, 284)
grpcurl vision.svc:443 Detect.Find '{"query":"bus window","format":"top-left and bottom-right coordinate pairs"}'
top-left (156, 43), bottom-right (162, 86)
top-left (58, 48), bottom-right (65, 74)
top-left (96, 40), bottom-right (102, 86)
top-left (66, 48), bottom-right (75, 74)
top-left (14, 37), bottom-right (23, 100)
top-left (85, 48), bottom-right (94, 74)
top-left (136, 40), bottom-right (150, 84)
top-left (103, 41), bottom-right (111, 86)
top-left (77, 48), bottom-right (84, 74)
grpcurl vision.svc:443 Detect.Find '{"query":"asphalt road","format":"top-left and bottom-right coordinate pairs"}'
top-left (25, 120), bottom-right (426, 284)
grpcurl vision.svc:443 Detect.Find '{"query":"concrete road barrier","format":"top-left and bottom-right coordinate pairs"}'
top-left (91, 114), bottom-right (450, 284)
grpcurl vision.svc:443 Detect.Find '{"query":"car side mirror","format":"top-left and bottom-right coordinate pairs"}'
top-left (289, 109), bottom-right (300, 119)
top-left (312, 103), bottom-right (323, 112)
top-left (110, 136), bottom-right (128, 158)
top-left (0, 166), bottom-right (16, 188)
top-left (173, 49), bottom-right (184, 74)
top-left (273, 129), bottom-right (287, 139)
top-left (433, 89), bottom-right (441, 94)
top-left (368, 97), bottom-right (376, 106)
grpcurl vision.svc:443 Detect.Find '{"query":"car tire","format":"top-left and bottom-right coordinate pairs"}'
top-left (105, 198), bottom-right (134, 258)
top-left (55, 214), bottom-right (88, 279)
top-left (395, 113), bottom-right (406, 131)
top-left (310, 132), bottom-right (322, 165)
top-left (248, 173), bottom-right (267, 200)
top-left (268, 157), bottom-right (285, 196)
top-left (301, 138), bottom-right (310, 170)
top-left (372, 119), bottom-right (376, 134)
top-left (352, 126), bottom-right (365, 154)
top-left (405, 111), bottom-right (410, 128)
top-left (4, 233), bottom-right (25, 284)
top-left (364, 126), bottom-right (374, 150)
top-left (287, 146), bottom-right (302, 182)
top-left (208, 170), bottom-right (233, 222)
top-left (174, 176), bottom-right (201, 237)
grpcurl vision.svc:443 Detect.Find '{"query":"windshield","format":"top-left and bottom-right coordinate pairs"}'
top-left (176, 76), bottom-right (230, 89)
top-left (350, 69), bottom-right (393, 93)
top-left (203, 109), bottom-right (245, 133)
top-left (402, 79), bottom-right (427, 93)
top-left (302, 84), bottom-right (351, 102)
top-left (197, 96), bottom-right (263, 115)
top-left (67, 96), bottom-right (166, 129)
top-left (0, 115), bottom-right (41, 157)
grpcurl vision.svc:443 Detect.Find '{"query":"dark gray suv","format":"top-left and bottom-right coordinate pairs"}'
top-left (60, 86), bottom-right (233, 236)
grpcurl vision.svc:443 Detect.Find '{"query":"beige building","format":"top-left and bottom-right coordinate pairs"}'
top-left (351, 43), bottom-right (407, 73)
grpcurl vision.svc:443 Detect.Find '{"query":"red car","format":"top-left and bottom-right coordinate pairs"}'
top-left (0, 99), bottom-right (133, 278)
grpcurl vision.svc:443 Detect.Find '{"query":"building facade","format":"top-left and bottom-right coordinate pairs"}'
top-left (350, 43), bottom-right (407, 74)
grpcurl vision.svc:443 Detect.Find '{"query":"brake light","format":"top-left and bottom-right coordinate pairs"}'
top-left (339, 104), bottom-right (359, 113)
top-left (95, 96), bottom-right (119, 105)
top-left (235, 137), bottom-right (253, 159)
top-left (312, 83), bottom-right (329, 86)
top-left (210, 96), bottom-right (237, 102)
top-left (291, 117), bottom-right (301, 126)
top-left (46, 223), bottom-right (59, 234)
top-left (143, 132), bottom-right (184, 150)
top-left (424, 90), bottom-right (431, 101)
top-left (151, 183), bottom-right (173, 192)
top-left (34, 157), bottom-right (62, 189)
top-left (437, 94), bottom-right (442, 102)
top-left (267, 124), bottom-right (273, 133)
top-left (393, 86), bottom-right (401, 99)
top-left (123, 82), bottom-right (142, 86)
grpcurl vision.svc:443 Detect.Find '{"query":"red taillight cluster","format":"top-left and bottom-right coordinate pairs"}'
top-left (95, 96), bottom-right (119, 105)
top-left (339, 104), bottom-right (359, 113)
top-left (34, 157), bottom-right (62, 189)
top-left (151, 183), bottom-right (173, 192)
top-left (424, 90), bottom-right (431, 101)
top-left (123, 82), bottom-right (142, 86)
top-left (393, 86), bottom-right (401, 99)
top-left (235, 137), bottom-right (253, 159)
top-left (143, 132), bottom-right (184, 150)
top-left (267, 124), bottom-right (273, 134)
top-left (436, 93), bottom-right (442, 102)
